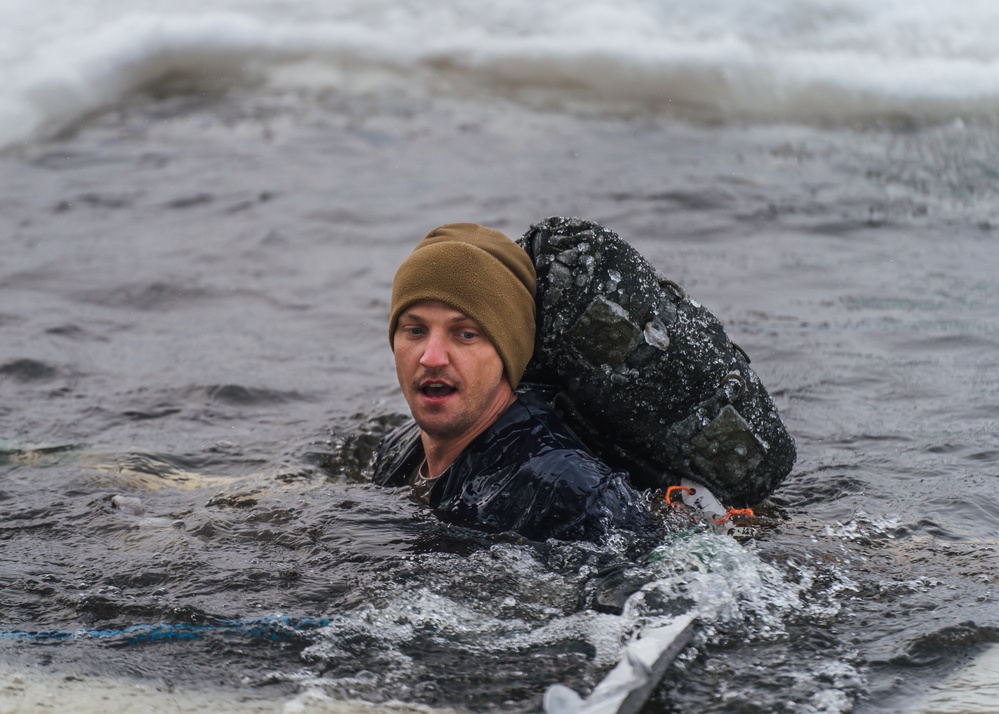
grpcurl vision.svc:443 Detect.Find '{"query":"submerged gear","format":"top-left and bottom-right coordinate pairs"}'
top-left (390, 222), bottom-right (538, 389)
top-left (372, 390), bottom-right (660, 543)
top-left (518, 216), bottom-right (796, 506)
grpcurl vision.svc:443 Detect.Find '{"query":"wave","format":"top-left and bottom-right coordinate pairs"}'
top-left (2, 2), bottom-right (999, 148)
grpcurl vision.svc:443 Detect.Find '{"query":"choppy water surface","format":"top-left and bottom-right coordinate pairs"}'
top-left (2, 85), bottom-right (998, 713)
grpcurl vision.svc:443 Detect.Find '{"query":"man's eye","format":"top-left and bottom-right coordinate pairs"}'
top-left (459, 331), bottom-right (477, 340)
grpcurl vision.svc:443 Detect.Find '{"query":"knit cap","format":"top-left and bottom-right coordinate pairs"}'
top-left (389, 223), bottom-right (537, 388)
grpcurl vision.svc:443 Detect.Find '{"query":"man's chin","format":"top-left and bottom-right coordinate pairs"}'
top-left (413, 413), bottom-right (472, 441)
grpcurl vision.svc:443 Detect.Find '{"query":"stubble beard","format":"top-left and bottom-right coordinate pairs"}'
top-left (408, 370), bottom-right (475, 441)
top-left (413, 408), bottom-right (476, 441)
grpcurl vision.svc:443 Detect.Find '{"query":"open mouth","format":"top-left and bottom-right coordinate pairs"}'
top-left (421, 381), bottom-right (457, 398)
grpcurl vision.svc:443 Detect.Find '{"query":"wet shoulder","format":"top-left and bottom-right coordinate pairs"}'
top-left (509, 390), bottom-right (590, 448)
top-left (372, 418), bottom-right (423, 486)
top-left (498, 391), bottom-right (620, 488)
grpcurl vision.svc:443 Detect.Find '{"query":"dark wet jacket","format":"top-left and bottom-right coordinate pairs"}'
top-left (372, 391), bottom-right (659, 542)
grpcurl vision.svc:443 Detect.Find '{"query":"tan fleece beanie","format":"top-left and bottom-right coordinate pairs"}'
top-left (389, 223), bottom-right (537, 388)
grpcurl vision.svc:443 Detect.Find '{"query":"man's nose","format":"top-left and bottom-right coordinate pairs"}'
top-left (419, 331), bottom-right (450, 368)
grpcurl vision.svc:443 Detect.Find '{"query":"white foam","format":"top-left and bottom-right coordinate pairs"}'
top-left (3, 0), bottom-right (998, 148)
top-left (0, 667), bottom-right (422, 713)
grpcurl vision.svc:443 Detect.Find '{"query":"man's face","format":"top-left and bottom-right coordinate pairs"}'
top-left (393, 301), bottom-right (511, 441)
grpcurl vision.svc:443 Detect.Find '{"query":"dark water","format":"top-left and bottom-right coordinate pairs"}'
top-left (2, 87), bottom-right (998, 712)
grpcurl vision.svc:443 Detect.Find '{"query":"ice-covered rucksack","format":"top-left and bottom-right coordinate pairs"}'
top-left (519, 217), bottom-right (795, 507)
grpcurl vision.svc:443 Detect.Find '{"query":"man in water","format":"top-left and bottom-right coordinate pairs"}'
top-left (372, 223), bottom-right (658, 542)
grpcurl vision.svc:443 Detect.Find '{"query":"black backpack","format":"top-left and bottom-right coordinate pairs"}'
top-left (519, 217), bottom-right (795, 507)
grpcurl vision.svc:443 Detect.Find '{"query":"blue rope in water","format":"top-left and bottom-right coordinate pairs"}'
top-left (0, 615), bottom-right (330, 645)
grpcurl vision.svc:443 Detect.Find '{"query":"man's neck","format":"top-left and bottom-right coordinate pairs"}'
top-left (420, 391), bottom-right (517, 478)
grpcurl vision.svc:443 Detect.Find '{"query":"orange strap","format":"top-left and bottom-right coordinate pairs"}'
top-left (664, 485), bottom-right (695, 503)
top-left (711, 507), bottom-right (754, 524)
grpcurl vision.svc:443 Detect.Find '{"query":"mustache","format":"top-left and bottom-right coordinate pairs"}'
top-left (413, 368), bottom-right (460, 389)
